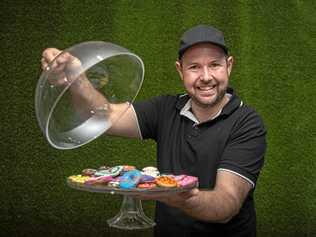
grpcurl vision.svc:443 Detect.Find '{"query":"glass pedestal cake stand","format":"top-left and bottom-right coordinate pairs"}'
top-left (67, 179), bottom-right (196, 230)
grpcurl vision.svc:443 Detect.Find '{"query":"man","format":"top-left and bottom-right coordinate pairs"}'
top-left (41, 25), bottom-right (266, 236)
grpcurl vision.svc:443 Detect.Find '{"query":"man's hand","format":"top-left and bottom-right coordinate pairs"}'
top-left (41, 48), bottom-right (82, 86)
top-left (132, 188), bottom-right (199, 209)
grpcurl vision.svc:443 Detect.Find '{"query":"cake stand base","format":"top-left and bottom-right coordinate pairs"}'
top-left (107, 195), bottom-right (155, 230)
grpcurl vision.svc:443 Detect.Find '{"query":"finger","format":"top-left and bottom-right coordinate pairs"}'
top-left (178, 188), bottom-right (199, 199)
top-left (41, 48), bottom-right (62, 72)
top-left (54, 61), bottom-right (66, 72)
top-left (55, 52), bottom-right (68, 64)
top-left (54, 52), bottom-right (77, 72)
top-left (42, 48), bottom-right (62, 62)
top-left (41, 58), bottom-right (49, 71)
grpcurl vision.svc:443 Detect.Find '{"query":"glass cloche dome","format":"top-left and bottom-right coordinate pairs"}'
top-left (35, 41), bottom-right (144, 149)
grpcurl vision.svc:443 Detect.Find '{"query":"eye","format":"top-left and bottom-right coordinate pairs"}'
top-left (209, 63), bottom-right (220, 68)
top-left (188, 65), bottom-right (199, 70)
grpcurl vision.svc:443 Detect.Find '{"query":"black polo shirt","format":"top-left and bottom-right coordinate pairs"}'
top-left (133, 88), bottom-right (266, 236)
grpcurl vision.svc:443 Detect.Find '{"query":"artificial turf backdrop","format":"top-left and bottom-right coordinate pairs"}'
top-left (1, 0), bottom-right (315, 236)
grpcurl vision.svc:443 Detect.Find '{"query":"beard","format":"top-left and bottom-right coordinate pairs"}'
top-left (191, 84), bottom-right (227, 109)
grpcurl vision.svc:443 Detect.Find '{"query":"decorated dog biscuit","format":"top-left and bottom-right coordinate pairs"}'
top-left (84, 175), bottom-right (113, 185)
top-left (68, 175), bottom-right (91, 184)
top-left (155, 176), bottom-right (177, 188)
top-left (94, 166), bottom-right (123, 177)
top-left (122, 165), bottom-right (136, 172)
top-left (119, 170), bottom-right (142, 189)
top-left (142, 166), bottom-right (158, 172)
top-left (175, 175), bottom-right (198, 188)
top-left (141, 166), bottom-right (160, 178)
top-left (140, 175), bottom-right (156, 183)
top-left (172, 175), bottom-right (186, 181)
top-left (137, 182), bottom-right (157, 189)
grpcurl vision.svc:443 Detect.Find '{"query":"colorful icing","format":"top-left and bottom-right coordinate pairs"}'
top-left (140, 175), bottom-right (156, 183)
top-left (94, 165), bottom-right (123, 177)
top-left (137, 182), bottom-right (157, 189)
top-left (68, 175), bottom-right (90, 183)
top-left (119, 170), bottom-right (142, 189)
top-left (176, 175), bottom-right (198, 188)
top-left (84, 175), bottom-right (113, 185)
top-left (155, 176), bottom-right (178, 188)
top-left (69, 165), bottom-right (198, 189)
top-left (141, 167), bottom-right (160, 178)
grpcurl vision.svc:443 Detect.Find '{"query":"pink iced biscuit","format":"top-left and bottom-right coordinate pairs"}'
top-left (177, 175), bottom-right (198, 188)
top-left (113, 176), bottom-right (122, 182)
top-left (172, 175), bottom-right (186, 182)
top-left (85, 175), bottom-right (113, 185)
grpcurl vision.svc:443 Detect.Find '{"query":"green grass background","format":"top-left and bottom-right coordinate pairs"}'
top-left (1, 0), bottom-right (315, 236)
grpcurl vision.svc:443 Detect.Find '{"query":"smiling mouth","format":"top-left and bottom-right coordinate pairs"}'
top-left (198, 84), bottom-right (216, 91)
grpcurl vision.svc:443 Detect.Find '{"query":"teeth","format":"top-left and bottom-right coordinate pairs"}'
top-left (199, 85), bottom-right (216, 90)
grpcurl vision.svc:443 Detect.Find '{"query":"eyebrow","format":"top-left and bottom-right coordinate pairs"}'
top-left (184, 57), bottom-right (226, 65)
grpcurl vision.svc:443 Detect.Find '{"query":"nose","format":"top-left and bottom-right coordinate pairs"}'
top-left (200, 66), bottom-right (212, 82)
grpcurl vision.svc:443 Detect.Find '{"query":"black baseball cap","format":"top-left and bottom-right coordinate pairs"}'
top-left (178, 25), bottom-right (228, 59)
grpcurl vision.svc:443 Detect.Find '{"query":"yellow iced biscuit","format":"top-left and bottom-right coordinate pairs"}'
top-left (68, 175), bottom-right (90, 183)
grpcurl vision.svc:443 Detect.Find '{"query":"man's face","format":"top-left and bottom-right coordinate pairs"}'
top-left (176, 43), bottom-right (233, 108)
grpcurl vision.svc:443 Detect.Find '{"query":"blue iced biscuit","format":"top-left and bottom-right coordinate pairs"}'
top-left (119, 170), bottom-right (142, 189)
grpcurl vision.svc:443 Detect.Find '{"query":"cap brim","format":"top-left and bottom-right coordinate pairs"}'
top-left (178, 41), bottom-right (228, 59)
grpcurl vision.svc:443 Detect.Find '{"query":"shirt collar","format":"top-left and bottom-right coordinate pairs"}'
top-left (176, 87), bottom-right (242, 124)
top-left (179, 99), bottom-right (200, 124)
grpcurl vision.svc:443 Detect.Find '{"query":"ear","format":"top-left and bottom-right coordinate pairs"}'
top-left (175, 60), bottom-right (184, 81)
top-left (226, 56), bottom-right (234, 76)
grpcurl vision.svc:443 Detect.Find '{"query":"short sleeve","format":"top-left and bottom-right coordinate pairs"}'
top-left (218, 108), bottom-right (267, 188)
top-left (132, 96), bottom-right (167, 140)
